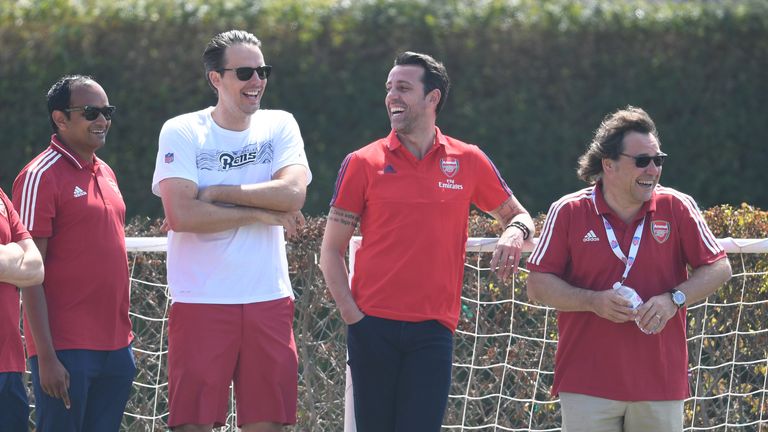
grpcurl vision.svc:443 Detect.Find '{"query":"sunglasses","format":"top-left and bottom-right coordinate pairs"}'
top-left (620, 152), bottom-right (668, 168)
top-left (219, 65), bottom-right (272, 81)
top-left (64, 105), bottom-right (116, 121)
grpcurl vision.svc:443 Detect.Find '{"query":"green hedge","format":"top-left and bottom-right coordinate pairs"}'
top-left (2, 0), bottom-right (767, 218)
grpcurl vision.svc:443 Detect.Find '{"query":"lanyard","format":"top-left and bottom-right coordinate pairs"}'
top-left (601, 214), bottom-right (646, 285)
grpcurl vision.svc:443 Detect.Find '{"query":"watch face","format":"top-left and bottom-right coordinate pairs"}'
top-left (673, 290), bottom-right (686, 305)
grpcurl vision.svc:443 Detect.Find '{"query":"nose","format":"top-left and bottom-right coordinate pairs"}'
top-left (645, 160), bottom-right (661, 174)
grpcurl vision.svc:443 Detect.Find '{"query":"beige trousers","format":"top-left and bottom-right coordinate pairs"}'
top-left (560, 392), bottom-right (683, 432)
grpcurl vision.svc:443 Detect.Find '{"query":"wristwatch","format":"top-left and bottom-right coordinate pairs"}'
top-left (670, 289), bottom-right (686, 309)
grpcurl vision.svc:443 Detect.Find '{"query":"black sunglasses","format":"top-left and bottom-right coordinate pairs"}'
top-left (219, 65), bottom-right (272, 81)
top-left (620, 152), bottom-right (668, 168)
top-left (64, 105), bottom-right (116, 121)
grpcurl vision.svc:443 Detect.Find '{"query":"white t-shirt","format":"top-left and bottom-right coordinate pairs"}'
top-left (152, 107), bottom-right (311, 304)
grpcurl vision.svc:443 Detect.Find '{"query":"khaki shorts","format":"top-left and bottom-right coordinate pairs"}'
top-left (560, 392), bottom-right (683, 432)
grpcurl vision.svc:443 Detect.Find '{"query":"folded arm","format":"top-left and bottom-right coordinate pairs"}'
top-left (159, 177), bottom-right (304, 235)
top-left (0, 238), bottom-right (44, 287)
top-left (197, 164), bottom-right (308, 212)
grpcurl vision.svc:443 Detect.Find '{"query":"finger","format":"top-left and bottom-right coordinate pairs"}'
top-left (63, 372), bottom-right (71, 409)
top-left (489, 250), bottom-right (502, 273)
top-left (42, 384), bottom-right (56, 398)
top-left (62, 389), bottom-right (71, 409)
top-left (510, 250), bottom-right (521, 275)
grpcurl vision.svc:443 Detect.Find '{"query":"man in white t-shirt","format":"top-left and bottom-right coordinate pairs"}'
top-left (151, 30), bottom-right (311, 432)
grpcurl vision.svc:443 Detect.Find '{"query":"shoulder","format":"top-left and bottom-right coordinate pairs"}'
top-left (442, 134), bottom-right (480, 155)
top-left (654, 185), bottom-right (701, 215)
top-left (161, 108), bottom-right (212, 134)
top-left (351, 138), bottom-right (389, 161)
top-left (253, 109), bottom-right (296, 125)
top-left (551, 186), bottom-right (595, 212)
top-left (16, 148), bottom-right (65, 183)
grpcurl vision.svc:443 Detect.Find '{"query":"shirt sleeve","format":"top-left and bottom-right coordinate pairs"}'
top-left (0, 190), bottom-right (31, 243)
top-left (151, 118), bottom-right (200, 196)
top-left (12, 168), bottom-right (57, 238)
top-left (271, 113), bottom-right (312, 185)
top-left (527, 199), bottom-right (572, 275)
top-left (470, 147), bottom-right (513, 213)
top-left (329, 152), bottom-right (367, 215)
top-left (674, 193), bottom-right (726, 268)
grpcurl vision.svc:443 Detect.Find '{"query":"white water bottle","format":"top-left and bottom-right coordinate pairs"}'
top-left (612, 282), bottom-right (643, 309)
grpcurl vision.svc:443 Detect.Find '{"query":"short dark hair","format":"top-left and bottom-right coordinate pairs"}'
top-left (203, 30), bottom-right (262, 95)
top-left (47, 75), bottom-right (95, 132)
top-left (393, 51), bottom-right (450, 114)
top-left (577, 106), bottom-right (660, 184)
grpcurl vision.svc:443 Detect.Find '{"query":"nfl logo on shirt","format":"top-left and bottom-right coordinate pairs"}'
top-left (164, 152), bottom-right (175, 164)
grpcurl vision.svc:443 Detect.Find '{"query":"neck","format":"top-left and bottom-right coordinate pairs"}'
top-left (397, 126), bottom-right (436, 160)
top-left (211, 105), bottom-right (251, 131)
top-left (601, 182), bottom-right (642, 224)
top-left (57, 135), bottom-right (96, 164)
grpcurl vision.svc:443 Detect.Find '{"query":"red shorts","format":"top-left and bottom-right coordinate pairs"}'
top-left (167, 298), bottom-right (298, 428)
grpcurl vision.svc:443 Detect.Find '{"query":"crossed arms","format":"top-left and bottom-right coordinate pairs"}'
top-left (158, 164), bottom-right (309, 235)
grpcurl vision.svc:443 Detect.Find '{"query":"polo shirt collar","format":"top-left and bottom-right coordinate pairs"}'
top-left (592, 180), bottom-right (657, 222)
top-left (385, 127), bottom-right (449, 151)
top-left (50, 134), bottom-right (98, 170)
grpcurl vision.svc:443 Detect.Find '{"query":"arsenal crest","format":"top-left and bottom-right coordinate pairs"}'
top-left (440, 158), bottom-right (459, 178)
top-left (651, 220), bottom-right (671, 243)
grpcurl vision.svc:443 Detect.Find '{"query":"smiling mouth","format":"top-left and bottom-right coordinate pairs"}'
top-left (243, 90), bottom-right (260, 98)
top-left (390, 107), bottom-right (405, 117)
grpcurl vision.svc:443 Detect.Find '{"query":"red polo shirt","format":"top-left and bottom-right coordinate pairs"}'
top-left (12, 135), bottom-right (133, 356)
top-left (331, 128), bottom-right (513, 331)
top-left (527, 182), bottom-right (726, 401)
top-left (0, 188), bottom-right (31, 372)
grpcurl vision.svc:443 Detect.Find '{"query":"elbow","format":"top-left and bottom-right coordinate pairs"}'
top-left (721, 258), bottom-right (733, 284)
top-left (19, 261), bottom-right (44, 288)
top-left (285, 186), bottom-right (307, 212)
top-left (525, 273), bottom-right (543, 303)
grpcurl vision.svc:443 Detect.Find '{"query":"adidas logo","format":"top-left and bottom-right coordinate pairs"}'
top-left (73, 186), bottom-right (87, 198)
top-left (582, 230), bottom-right (600, 242)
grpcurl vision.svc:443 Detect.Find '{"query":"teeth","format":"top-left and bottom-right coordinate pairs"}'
top-left (244, 90), bottom-right (259, 96)
top-left (391, 107), bottom-right (404, 114)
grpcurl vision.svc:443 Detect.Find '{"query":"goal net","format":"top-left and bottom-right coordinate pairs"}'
top-left (23, 236), bottom-right (767, 431)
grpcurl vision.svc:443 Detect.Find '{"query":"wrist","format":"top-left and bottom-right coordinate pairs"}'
top-left (506, 220), bottom-right (531, 240)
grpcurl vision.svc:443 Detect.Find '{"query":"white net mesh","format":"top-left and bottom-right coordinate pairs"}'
top-left (22, 237), bottom-right (768, 431)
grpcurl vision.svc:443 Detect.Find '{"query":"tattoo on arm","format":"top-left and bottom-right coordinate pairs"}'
top-left (491, 196), bottom-right (525, 224)
top-left (328, 208), bottom-right (360, 228)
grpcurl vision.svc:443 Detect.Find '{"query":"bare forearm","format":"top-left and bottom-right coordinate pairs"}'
top-left (489, 196), bottom-right (535, 236)
top-left (677, 257), bottom-right (732, 306)
top-left (320, 207), bottom-right (362, 323)
top-left (526, 272), bottom-right (596, 312)
top-left (319, 250), bottom-right (361, 323)
top-left (202, 180), bottom-right (306, 212)
top-left (0, 242), bottom-right (44, 287)
top-left (21, 285), bottom-right (57, 360)
top-left (166, 199), bottom-right (291, 233)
